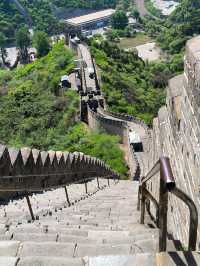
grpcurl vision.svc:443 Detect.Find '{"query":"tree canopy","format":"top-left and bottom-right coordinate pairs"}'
top-left (111, 10), bottom-right (128, 30)
top-left (33, 31), bottom-right (50, 57)
top-left (143, 0), bottom-right (200, 54)
top-left (16, 27), bottom-right (31, 63)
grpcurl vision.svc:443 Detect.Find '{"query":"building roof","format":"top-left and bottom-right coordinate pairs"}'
top-left (65, 9), bottom-right (115, 26)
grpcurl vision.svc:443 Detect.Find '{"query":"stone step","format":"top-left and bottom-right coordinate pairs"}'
top-left (18, 256), bottom-right (83, 266)
top-left (0, 257), bottom-right (19, 266)
top-left (156, 251), bottom-right (200, 265)
top-left (2, 240), bottom-right (158, 259)
top-left (10, 230), bottom-right (158, 244)
top-left (19, 242), bottom-right (76, 257)
top-left (84, 253), bottom-right (156, 266)
top-left (12, 233), bottom-right (58, 242)
top-left (74, 242), bottom-right (157, 257)
top-left (0, 241), bottom-right (20, 256)
top-left (74, 244), bottom-right (133, 257)
top-left (0, 180), bottom-right (161, 265)
top-left (3, 254), bottom-right (157, 266)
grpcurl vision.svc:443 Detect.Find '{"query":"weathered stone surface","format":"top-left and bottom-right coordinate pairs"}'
top-left (0, 257), bottom-right (19, 266)
top-left (18, 256), bottom-right (84, 266)
top-left (84, 254), bottom-right (156, 266)
top-left (0, 241), bottom-right (20, 256)
top-left (56, 229), bottom-right (88, 237)
top-left (58, 234), bottom-right (102, 244)
top-left (19, 242), bottom-right (75, 257)
top-left (74, 244), bottom-right (132, 257)
top-left (87, 230), bottom-right (130, 240)
top-left (0, 180), bottom-right (158, 264)
top-left (13, 233), bottom-right (57, 242)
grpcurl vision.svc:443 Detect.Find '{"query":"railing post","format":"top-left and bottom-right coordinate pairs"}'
top-left (158, 175), bottom-right (168, 252)
top-left (64, 186), bottom-right (71, 206)
top-left (140, 183), bottom-right (146, 224)
top-left (97, 177), bottom-right (100, 189)
top-left (171, 187), bottom-right (198, 251)
top-left (85, 182), bottom-right (88, 194)
top-left (25, 194), bottom-right (35, 221)
top-left (137, 185), bottom-right (141, 211)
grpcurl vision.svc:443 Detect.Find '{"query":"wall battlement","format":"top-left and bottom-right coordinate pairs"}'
top-left (0, 144), bottom-right (118, 197)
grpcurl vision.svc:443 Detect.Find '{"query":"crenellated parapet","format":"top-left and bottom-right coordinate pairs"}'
top-left (0, 144), bottom-right (119, 193)
top-left (87, 106), bottom-right (128, 144)
top-left (99, 108), bottom-right (151, 141)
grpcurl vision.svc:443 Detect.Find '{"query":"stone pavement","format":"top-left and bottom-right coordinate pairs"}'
top-left (0, 180), bottom-right (159, 265)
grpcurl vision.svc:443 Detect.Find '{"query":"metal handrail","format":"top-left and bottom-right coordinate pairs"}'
top-left (138, 156), bottom-right (198, 252)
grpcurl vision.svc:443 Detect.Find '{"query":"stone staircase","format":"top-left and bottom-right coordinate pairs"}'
top-left (0, 180), bottom-right (160, 266)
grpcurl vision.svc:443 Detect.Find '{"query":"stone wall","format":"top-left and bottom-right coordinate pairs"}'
top-left (87, 107), bottom-right (141, 179)
top-left (150, 36), bottom-right (200, 247)
top-left (0, 144), bottom-right (119, 200)
top-left (87, 107), bottom-right (128, 143)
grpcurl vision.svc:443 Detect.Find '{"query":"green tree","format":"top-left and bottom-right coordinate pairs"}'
top-left (33, 31), bottom-right (50, 57)
top-left (0, 32), bottom-right (7, 65)
top-left (131, 8), bottom-right (140, 21)
top-left (111, 10), bottom-right (128, 30)
top-left (16, 27), bottom-right (31, 64)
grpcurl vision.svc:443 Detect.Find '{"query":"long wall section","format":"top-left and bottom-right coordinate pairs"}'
top-left (150, 36), bottom-right (200, 247)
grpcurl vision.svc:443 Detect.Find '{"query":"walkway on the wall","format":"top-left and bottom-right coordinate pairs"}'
top-left (78, 43), bottom-right (96, 94)
top-left (77, 41), bottom-right (151, 178)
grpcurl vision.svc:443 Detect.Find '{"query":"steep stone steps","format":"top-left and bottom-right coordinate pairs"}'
top-left (0, 180), bottom-right (160, 265)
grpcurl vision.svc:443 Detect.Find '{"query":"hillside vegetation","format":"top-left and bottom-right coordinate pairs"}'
top-left (159, 0), bottom-right (200, 53)
top-left (0, 1), bottom-right (25, 44)
top-left (0, 41), bottom-right (128, 175)
top-left (0, 42), bottom-right (78, 149)
top-left (90, 38), bottom-right (182, 124)
top-left (56, 123), bottom-right (128, 176)
top-left (144, 0), bottom-right (200, 54)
